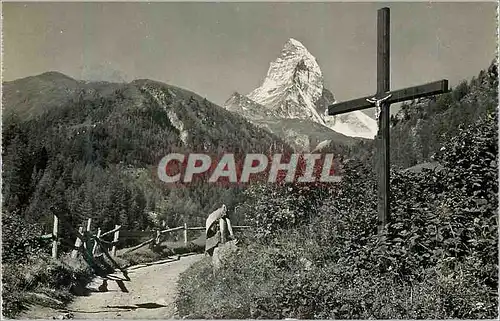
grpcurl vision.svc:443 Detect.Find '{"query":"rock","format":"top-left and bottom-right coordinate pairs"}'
top-left (299, 257), bottom-right (313, 271)
top-left (212, 240), bottom-right (238, 270)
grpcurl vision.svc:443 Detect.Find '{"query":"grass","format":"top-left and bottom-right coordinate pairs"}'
top-left (2, 253), bottom-right (94, 318)
top-left (176, 225), bottom-right (498, 319)
top-left (176, 243), bottom-right (278, 319)
top-left (176, 230), bottom-right (283, 319)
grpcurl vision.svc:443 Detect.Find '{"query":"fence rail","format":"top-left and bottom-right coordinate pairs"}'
top-left (42, 215), bottom-right (250, 259)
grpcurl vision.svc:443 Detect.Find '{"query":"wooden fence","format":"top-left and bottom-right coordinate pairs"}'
top-left (42, 215), bottom-right (249, 259)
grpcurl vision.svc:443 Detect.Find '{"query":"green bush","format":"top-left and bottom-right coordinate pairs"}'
top-left (241, 182), bottom-right (332, 238)
top-left (2, 209), bottom-right (48, 263)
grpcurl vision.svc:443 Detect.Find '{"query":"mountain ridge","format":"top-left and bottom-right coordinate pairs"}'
top-left (224, 90), bottom-right (363, 151)
top-left (2, 71), bottom-right (292, 232)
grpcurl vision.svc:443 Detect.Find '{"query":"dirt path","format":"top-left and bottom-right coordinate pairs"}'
top-left (64, 254), bottom-right (203, 319)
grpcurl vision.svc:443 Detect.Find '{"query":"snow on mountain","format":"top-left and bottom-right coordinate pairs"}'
top-left (242, 38), bottom-right (377, 139)
top-left (225, 91), bottom-right (279, 120)
top-left (325, 109), bottom-right (378, 140)
top-left (248, 38), bottom-right (325, 125)
top-left (224, 91), bottom-right (361, 151)
top-left (312, 139), bottom-right (332, 152)
top-left (317, 88), bottom-right (378, 139)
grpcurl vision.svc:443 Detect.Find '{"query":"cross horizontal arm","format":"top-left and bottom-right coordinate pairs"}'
top-left (328, 96), bottom-right (374, 116)
top-left (327, 79), bottom-right (449, 116)
top-left (388, 79), bottom-right (449, 104)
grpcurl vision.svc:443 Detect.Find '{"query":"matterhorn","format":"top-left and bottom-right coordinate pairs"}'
top-left (224, 38), bottom-right (377, 150)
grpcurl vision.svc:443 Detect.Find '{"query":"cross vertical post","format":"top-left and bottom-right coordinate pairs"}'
top-left (377, 7), bottom-right (390, 233)
top-left (327, 7), bottom-right (449, 235)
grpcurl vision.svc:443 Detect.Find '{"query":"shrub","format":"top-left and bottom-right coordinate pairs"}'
top-left (2, 210), bottom-right (48, 263)
top-left (241, 182), bottom-right (333, 239)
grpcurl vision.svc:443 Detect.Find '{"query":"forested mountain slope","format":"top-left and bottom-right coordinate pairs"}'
top-left (2, 73), bottom-right (288, 257)
top-left (316, 61), bottom-right (498, 169)
top-left (391, 60), bottom-right (498, 168)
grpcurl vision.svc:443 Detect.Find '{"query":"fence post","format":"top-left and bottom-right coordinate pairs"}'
top-left (86, 218), bottom-right (92, 232)
top-left (92, 228), bottom-right (101, 256)
top-left (184, 223), bottom-right (188, 245)
top-left (52, 215), bottom-right (58, 259)
top-left (226, 218), bottom-right (235, 239)
top-left (71, 226), bottom-right (84, 258)
top-left (219, 218), bottom-right (227, 244)
top-left (111, 224), bottom-right (120, 257)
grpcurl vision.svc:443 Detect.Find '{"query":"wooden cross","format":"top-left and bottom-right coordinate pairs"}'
top-left (327, 7), bottom-right (449, 233)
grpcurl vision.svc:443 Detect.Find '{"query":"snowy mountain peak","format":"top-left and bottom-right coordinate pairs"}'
top-left (282, 38), bottom-right (312, 58)
top-left (286, 38), bottom-right (306, 48)
top-left (247, 38), bottom-right (325, 124)
top-left (228, 38), bottom-right (378, 140)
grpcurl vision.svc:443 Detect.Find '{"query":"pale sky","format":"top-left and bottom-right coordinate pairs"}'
top-left (3, 2), bottom-right (497, 107)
